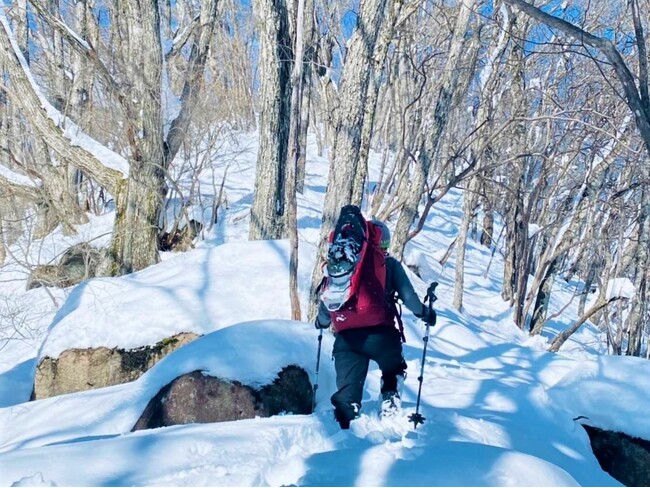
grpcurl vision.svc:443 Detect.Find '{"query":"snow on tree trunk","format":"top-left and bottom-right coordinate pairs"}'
top-left (0, 11), bottom-right (124, 192)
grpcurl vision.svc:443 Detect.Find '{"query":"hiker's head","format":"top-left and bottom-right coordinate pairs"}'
top-left (372, 220), bottom-right (391, 250)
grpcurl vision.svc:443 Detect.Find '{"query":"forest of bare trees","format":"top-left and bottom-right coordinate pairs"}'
top-left (0, 0), bottom-right (647, 357)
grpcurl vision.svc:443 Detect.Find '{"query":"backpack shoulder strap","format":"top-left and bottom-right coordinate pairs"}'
top-left (383, 255), bottom-right (406, 342)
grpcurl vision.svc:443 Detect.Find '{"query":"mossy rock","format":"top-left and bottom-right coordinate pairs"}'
top-left (33, 332), bottom-right (199, 399)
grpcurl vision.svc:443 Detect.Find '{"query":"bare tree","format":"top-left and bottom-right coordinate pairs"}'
top-left (249, 0), bottom-right (293, 241)
top-left (287, 0), bottom-right (307, 320)
top-left (503, 0), bottom-right (650, 156)
top-left (391, 0), bottom-right (478, 260)
top-left (308, 0), bottom-right (396, 317)
top-left (0, 0), bottom-right (221, 275)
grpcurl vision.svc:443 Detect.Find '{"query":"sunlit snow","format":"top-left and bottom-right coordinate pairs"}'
top-left (0, 131), bottom-right (643, 487)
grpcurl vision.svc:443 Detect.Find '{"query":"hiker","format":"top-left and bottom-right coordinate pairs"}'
top-left (315, 216), bottom-right (437, 430)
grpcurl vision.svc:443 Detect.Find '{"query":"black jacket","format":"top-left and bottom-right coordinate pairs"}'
top-left (316, 256), bottom-right (426, 328)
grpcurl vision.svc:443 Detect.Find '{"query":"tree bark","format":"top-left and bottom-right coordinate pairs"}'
top-left (0, 15), bottom-right (124, 193)
top-left (110, 0), bottom-right (166, 274)
top-left (164, 0), bottom-right (220, 167)
top-left (286, 0), bottom-right (306, 321)
top-left (529, 256), bottom-right (558, 335)
top-left (351, 0), bottom-right (402, 207)
top-left (295, 0), bottom-right (315, 195)
top-left (249, 0), bottom-right (293, 241)
top-left (453, 177), bottom-right (478, 311)
top-left (548, 296), bottom-right (620, 352)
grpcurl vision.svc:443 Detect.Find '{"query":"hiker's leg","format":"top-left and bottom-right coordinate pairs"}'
top-left (364, 328), bottom-right (406, 394)
top-left (331, 335), bottom-right (369, 429)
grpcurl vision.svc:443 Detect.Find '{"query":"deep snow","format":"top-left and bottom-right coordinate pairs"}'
top-left (0, 131), bottom-right (646, 487)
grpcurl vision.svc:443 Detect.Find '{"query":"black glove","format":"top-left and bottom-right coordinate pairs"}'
top-left (314, 319), bottom-right (330, 330)
top-left (418, 305), bottom-right (437, 326)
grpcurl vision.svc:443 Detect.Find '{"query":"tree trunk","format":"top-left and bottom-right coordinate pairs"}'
top-left (529, 257), bottom-right (559, 335)
top-left (35, 158), bottom-right (89, 238)
top-left (286, 0), bottom-right (306, 321)
top-left (578, 264), bottom-right (597, 317)
top-left (13, 0), bottom-right (29, 61)
top-left (295, 0), bottom-right (315, 195)
top-left (548, 296), bottom-right (618, 352)
top-left (481, 204), bottom-right (494, 248)
top-left (453, 177), bottom-right (478, 311)
top-left (0, 12), bottom-right (124, 191)
top-left (351, 0), bottom-right (402, 206)
top-left (164, 0), bottom-right (220, 167)
top-left (453, 6), bottom-right (509, 307)
top-left (625, 199), bottom-right (649, 356)
top-left (391, 0), bottom-right (476, 260)
top-left (501, 183), bottom-right (520, 303)
top-left (249, 0), bottom-right (293, 241)
top-left (110, 0), bottom-right (165, 274)
top-left (309, 0), bottom-right (392, 318)
top-left (625, 273), bottom-right (646, 356)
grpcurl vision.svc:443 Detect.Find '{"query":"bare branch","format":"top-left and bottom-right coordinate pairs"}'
top-left (0, 10), bottom-right (125, 193)
top-left (164, 0), bottom-right (219, 166)
top-left (503, 0), bottom-right (650, 155)
top-left (28, 0), bottom-right (128, 111)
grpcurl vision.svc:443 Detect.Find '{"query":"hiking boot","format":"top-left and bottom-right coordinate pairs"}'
top-left (381, 391), bottom-right (401, 418)
top-left (335, 402), bottom-right (360, 430)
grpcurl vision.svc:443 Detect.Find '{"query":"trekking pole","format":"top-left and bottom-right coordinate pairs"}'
top-left (409, 281), bottom-right (438, 429)
top-left (312, 328), bottom-right (324, 413)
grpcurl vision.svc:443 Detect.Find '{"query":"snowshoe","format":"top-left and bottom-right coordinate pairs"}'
top-left (321, 206), bottom-right (368, 312)
top-left (380, 391), bottom-right (401, 418)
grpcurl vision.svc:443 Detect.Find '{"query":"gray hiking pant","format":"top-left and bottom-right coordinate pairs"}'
top-left (331, 325), bottom-right (406, 428)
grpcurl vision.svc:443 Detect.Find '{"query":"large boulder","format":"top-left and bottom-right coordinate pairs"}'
top-left (132, 365), bottom-right (313, 431)
top-left (583, 424), bottom-right (650, 487)
top-left (33, 332), bottom-right (199, 399)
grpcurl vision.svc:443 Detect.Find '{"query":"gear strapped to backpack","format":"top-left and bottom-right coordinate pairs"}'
top-left (321, 205), bottom-right (403, 339)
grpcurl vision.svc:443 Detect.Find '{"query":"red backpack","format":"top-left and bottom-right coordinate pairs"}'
top-left (321, 205), bottom-right (402, 337)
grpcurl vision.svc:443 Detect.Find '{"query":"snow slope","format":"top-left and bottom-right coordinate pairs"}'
top-left (0, 132), bottom-right (644, 486)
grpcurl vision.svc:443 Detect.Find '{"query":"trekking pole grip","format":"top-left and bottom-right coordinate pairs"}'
top-left (425, 282), bottom-right (439, 306)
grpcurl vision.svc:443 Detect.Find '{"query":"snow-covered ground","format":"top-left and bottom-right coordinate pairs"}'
top-left (0, 132), bottom-right (647, 486)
